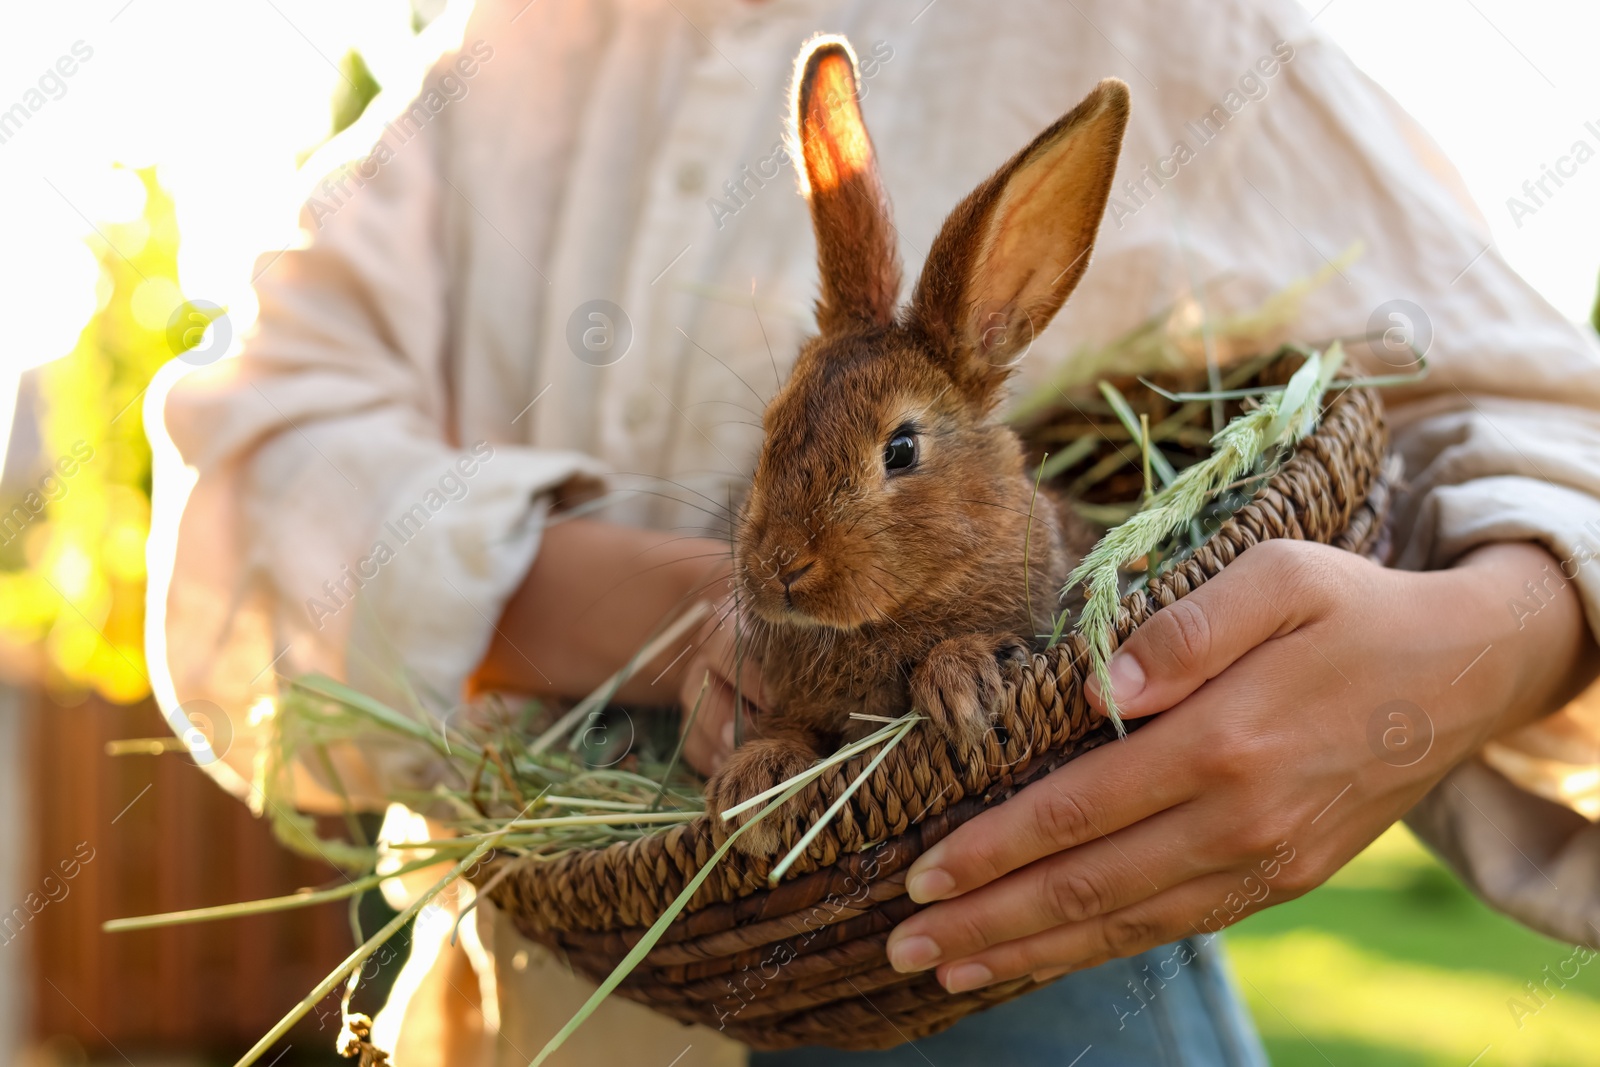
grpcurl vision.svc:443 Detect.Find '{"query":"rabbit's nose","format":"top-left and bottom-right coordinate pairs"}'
top-left (778, 560), bottom-right (815, 591)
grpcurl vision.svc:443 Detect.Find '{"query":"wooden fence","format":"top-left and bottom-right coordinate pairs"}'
top-left (20, 691), bottom-right (373, 1065)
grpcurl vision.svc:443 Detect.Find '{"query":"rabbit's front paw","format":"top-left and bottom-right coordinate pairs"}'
top-left (706, 736), bottom-right (819, 858)
top-left (911, 634), bottom-right (1028, 741)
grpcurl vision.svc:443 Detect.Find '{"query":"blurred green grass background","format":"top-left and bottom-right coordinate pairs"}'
top-left (1229, 824), bottom-right (1600, 1066)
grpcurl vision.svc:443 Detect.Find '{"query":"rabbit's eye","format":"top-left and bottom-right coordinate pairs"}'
top-left (883, 430), bottom-right (919, 474)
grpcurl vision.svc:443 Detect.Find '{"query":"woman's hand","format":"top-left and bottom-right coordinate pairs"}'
top-left (472, 518), bottom-right (772, 775)
top-left (885, 539), bottom-right (1596, 992)
top-left (673, 588), bottom-right (771, 776)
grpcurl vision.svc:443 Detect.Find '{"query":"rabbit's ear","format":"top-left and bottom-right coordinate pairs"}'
top-left (792, 36), bottom-right (902, 333)
top-left (909, 78), bottom-right (1129, 403)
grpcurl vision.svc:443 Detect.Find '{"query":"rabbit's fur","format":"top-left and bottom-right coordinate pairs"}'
top-left (710, 37), bottom-right (1129, 854)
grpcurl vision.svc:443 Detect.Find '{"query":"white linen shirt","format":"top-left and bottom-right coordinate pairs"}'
top-left (147, 0), bottom-right (1600, 1060)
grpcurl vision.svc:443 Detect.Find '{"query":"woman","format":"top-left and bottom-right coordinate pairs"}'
top-left (148, 0), bottom-right (1600, 1063)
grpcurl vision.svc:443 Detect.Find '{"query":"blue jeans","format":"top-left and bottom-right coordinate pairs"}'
top-left (751, 937), bottom-right (1267, 1067)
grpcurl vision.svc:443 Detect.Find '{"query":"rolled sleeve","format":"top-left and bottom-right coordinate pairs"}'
top-left (346, 443), bottom-right (603, 717)
top-left (147, 47), bottom-right (603, 808)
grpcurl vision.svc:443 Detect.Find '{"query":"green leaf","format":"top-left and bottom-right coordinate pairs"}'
top-left (1098, 380), bottom-right (1178, 486)
top-left (331, 49), bottom-right (382, 136)
top-left (1264, 351), bottom-right (1323, 445)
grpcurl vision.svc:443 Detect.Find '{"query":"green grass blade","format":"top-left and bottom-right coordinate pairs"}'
top-left (527, 771), bottom-right (822, 1066)
top-left (233, 825), bottom-right (512, 1067)
top-left (1265, 350), bottom-right (1323, 444)
top-left (103, 854), bottom-right (446, 932)
top-left (651, 671), bottom-right (708, 812)
top-left (530, 602), bottom-right (708, 756)
top-left (292, 674), bottom-right (447, 753)
top-left (1098, 380), bottom-right (1177, 486)
top-left (718, 718), bottom-right (911, 821)
top-left (1038, 433), bottom-right (1098, 481)
top-left (767, 717), bottom-right (916, 885)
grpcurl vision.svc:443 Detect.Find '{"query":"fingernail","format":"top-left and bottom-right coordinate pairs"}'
top-left (906, 866), bottom-right (955, 904)
top-left (721, 721), bottom-right (736, 747)
top-left (1107, 652), bottom-right (1145, 704)
top-left (943, 962), bottom-right (994, 993)
top-left (887, 934), bottom-right (941, 972)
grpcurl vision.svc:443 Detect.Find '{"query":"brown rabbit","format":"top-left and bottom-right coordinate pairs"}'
top-left (709, 36), bottom-right (1129, 855)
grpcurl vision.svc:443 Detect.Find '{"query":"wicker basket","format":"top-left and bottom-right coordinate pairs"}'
top-left (483, 380), bottom-right (1392, 1052)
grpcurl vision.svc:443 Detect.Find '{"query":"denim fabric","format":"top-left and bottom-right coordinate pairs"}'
top-left (750, 937), bottom-right (1267, 1067)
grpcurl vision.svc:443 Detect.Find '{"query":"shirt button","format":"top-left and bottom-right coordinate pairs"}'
top-left (675, 161), bottom-right (707, 195)
top-left (625, 392), bottom-right (654, 429)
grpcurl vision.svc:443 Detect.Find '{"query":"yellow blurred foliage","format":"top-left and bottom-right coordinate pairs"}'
top-left (0, 167), bottom-right (202, 704)
top-left (0, 43), bottom-right (383, 706)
